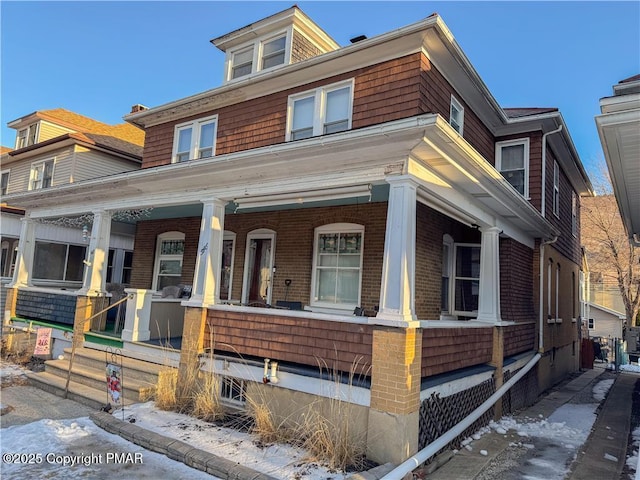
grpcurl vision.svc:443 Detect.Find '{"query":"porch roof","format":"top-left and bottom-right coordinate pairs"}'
top-left (5, 114), bottom-right (558, 246)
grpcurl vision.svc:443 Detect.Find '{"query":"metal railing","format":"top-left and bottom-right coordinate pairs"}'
top-left (64, 294), bottom-right (132, 399)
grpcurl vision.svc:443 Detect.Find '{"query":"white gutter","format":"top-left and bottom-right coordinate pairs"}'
top-left (381, 353), bottom-right (541, 480)
top-left (541, 124), bottom-right (563, 218)
top-left (538, 236), bottom-right (558, 352)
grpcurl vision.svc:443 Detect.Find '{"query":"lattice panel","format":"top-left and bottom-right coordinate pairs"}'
top-left (503, 366), bottom-right (539, 414)
top-left (418, 377), bottom-right (495, 451)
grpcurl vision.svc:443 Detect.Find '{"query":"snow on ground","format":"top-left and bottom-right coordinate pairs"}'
top-left (627, 425), bottom-right (640, 479)
top-left (114, 401), bottom-right (350, 480)
top-left (0, 416), bottom-right (217, 479)
top-left (621, 364), bottom-right (640, 374)
top-left (464, 377), bottom-right (615, 480)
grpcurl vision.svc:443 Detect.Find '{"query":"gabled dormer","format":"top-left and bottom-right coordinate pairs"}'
top-left (212, 6), bottom-right (339, 84)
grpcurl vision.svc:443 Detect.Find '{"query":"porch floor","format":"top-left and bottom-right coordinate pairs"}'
top-left (141, 337), bottom-right (182, 350)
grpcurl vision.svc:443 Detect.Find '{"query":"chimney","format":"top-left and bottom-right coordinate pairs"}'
top-left (130, 104), bottom-right (148, 114)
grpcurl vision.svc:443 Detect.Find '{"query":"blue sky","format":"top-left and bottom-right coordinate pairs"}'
top-left (1, 1), bottom-right (639, 176)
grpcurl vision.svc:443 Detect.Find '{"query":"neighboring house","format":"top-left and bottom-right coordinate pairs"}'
top-left (595, 74), bottom-right (640, 246)
top-left (587, 302), bottom-right (625, 339)
top-left (1, 108), bottom-right (144, 312)
top-left (4, 8), bottom-right (593, 464)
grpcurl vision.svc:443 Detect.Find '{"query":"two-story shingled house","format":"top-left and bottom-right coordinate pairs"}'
top-left (1, 108), bottom-right (144, 317)
top-left (4, 8), bottom-right (593, 464)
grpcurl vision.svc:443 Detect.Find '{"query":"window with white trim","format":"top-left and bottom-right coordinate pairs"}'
top-left (1, 170), bottom-right (9, 196)
top-left (16, 123), bottom-right (38, 149)
top-left (220, 232), bottom-right (236, 301)
top-left (553, 160), bottom-right (560, 217)
top-left (311, 223), bottom-right (363, 310)
top-left (172, 115), bottom-right (217, 163)
top-left (29, 159), bottom-right (54, 190)
top-left (226, 32), bottom-right (288, 81)
top-left (153, 232), bottom-right (185, 290)
top-left (496, 138), bottom-right (530, 198)
top-left (547, 258), bottom-right (553, 319)
top-left (441, 235), bottom-right (454, 316)
top-left (449, 95), bottom-right (464, 135)
top-left (571, 191), bottom-right (578, 236)
top-left (33, 241), bottom-right (86, 281)
top-left (555, 263), bottom-right (560, 320)
top-left (287, 80), bottom-right (354, 141)
top-left (452, 244), bottom-right (480, 317)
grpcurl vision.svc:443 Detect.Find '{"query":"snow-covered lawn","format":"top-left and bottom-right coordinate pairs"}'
top-left (114, 402), bottom-right (351, 479)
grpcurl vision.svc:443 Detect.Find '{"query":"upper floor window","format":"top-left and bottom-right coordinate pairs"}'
top-left (311, 223), bottom-right (363, 310)
top-left (553, 160), bottom-right (560, 217)
top-left (153, 232), bottom-right (185, 290)
top-left (449, 95), bottom-right (464, 135)
top-left (30, 159), bottom-right (54, 190)
top-left (1, 170), bottom-right (9, 196)
top-left (172, 115), bottom-right (217, 163)
top-left (227, 32), bottom-right (288, 81)
top-left (16, 123), bottom-right (38, 149)
top-left (496, 138), bottom-right (529, 198)
top-left (287, 80), bottom-right (354, 141)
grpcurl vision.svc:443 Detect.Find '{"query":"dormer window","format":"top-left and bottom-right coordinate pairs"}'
top-left (226, 32), bottom-right (289, 81)
top-left (16, 123), bottom-right (38, 149)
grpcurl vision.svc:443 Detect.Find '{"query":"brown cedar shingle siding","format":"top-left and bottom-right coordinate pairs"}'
top-left (422, 328), bottom-right (493, 376)
top-left (504, 323), bottom-right (536, 356)
top-left (140, 53), bottom-right (498, 170)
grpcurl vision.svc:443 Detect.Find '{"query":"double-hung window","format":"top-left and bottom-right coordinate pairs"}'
top-left (1, 170), bottom-right (9, 195)
top-left (30, 159), bottom-right (54, 190)
top-left (449, 95), bottom-right (464, 135)
top-left (287, 80), bottom-right (354, 141)
top-left (153, 232), bottom-right (185, 290)
top-left (441, 240), bottom-right (481, 319)
top-left (553, 160), bottom-right (560, 217)
top-left (16, 123), bottom-right (38, 149)
top-left (311, 223), bottom-right (363, 310)
top-left (172, 115), bottom-right (217, 163)
top-left (496, 138), bottom-right (529, 198)
top-left (227, 33), bottom-right (288, 81)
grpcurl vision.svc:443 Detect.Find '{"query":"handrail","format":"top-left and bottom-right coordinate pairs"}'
top-left (64, 294), bottom-right (132, 399)
top-left (381, 353), bottom-right (541, 480)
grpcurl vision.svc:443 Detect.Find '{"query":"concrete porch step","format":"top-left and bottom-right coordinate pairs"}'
top-left (25, 371), bottom-right (137, 411)
top-left (61, 347), bottom-right (170, 385)
top-left (44, 359), bottom-right (155, 402)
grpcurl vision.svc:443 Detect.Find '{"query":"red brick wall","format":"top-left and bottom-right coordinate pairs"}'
top-left (422, 327), bottom-right (493, 376)
top-left (205, 309), bottom-right (373, 375)
top-left (131, 202), bottom-right (387, 311)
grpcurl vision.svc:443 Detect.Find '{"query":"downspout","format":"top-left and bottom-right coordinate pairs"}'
top-left (381, 353), bottom-right (541, 480)
top-left (539, 236), bottom-right (558, 353)
top-left (541, 124), bottom-right (563, 218)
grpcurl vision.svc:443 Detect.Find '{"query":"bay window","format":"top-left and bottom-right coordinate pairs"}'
top-left (287, 80), bottom-right (353, 141)
top-left (311, 223), bottom-right (363, 310)
top-left (496, 138), bottom-right (529, 198)
top-left (172, 115), bottom-right (217, 163)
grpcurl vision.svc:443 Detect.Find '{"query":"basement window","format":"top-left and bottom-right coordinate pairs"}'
top-left (220, 376), bottom-right (247, 405)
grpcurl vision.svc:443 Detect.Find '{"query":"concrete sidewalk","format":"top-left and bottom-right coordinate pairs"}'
top-left (568, 371), bottom-right (636, 480)
top-left (424, 367), bottom-right (626, 480)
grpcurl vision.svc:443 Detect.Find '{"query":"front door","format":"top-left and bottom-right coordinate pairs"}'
top-left (242, 230), bottom-right (275, 305)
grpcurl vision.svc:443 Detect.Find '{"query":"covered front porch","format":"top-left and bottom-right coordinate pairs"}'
top-left (4, 114), bottom-right (557, 464)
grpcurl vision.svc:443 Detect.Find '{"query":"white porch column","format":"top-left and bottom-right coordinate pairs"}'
top-left (476, 226), bottom-right (502, 323)
top-left (78, 210), bottom-right (112, 296)
top-left (374, 176), bottom-right (418, 325)
top-left (8, 216), bottom-right (37, 288)
top-left (121, 289), bottom-right (152, 342)
top-left (187, 199), bottom-right (226, 307)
